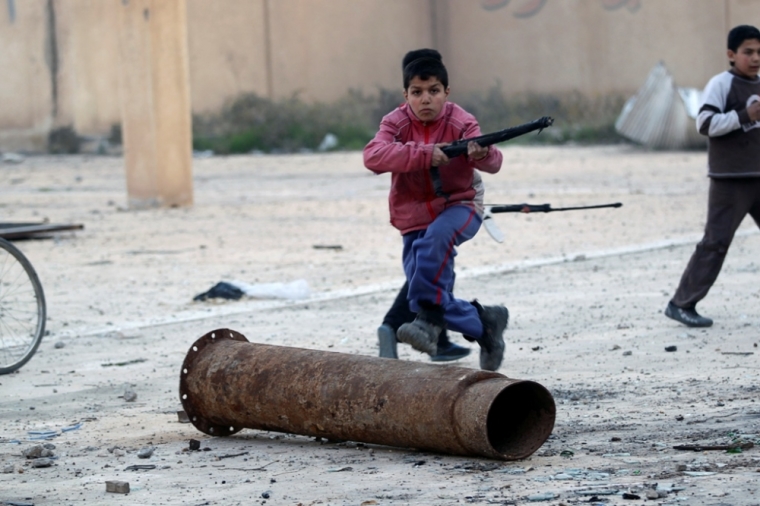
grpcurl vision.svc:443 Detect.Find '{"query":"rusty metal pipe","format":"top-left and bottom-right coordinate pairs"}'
top-left (179, 329), bottom-right (555, 460)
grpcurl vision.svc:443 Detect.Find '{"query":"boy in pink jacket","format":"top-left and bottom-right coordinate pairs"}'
top-left (363, 49), bottom-right (509, 371)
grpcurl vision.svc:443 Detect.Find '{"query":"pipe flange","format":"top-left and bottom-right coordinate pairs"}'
top-left (179, 328), bottom-right (248, 437)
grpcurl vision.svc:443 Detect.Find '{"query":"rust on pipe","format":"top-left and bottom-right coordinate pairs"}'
top-left (179, 328), bottom-right (556, 460)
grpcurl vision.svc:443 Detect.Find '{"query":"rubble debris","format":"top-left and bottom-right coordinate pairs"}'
top-left (1, 152), bottom-right (26, 164)
top-left (137, 447), bottom-right (155, 459)
top-left (526, 492), bottom-right (557, 501)
top-left (102, 358), bottom-right (147, 367)
top-left (106, 480), bottom-right (130, 494)
top-left (673, 442), bottom-right (753, 452)
top-left (125, 464), bottom-right (156, 471)
top-left (30, 458), bottom-right (54, 468)
top-left (615, 61), bottom-right (706, 150)
top-left (193, 279), bottom-right (311, 301)
top-left (22, 444), bottom-right (54, 459)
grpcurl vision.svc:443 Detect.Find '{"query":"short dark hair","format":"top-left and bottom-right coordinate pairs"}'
top-left (402, 48), bottom-right (448, 89)
top-left (727, 24), bottom-right (760, 53)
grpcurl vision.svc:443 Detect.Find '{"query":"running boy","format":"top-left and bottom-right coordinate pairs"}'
top-left (665, 25), bottom-right (760, 327)
top-left (364, 49), bottom-right (508, 371)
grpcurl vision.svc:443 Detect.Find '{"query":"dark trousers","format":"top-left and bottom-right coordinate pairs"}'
top-left (382, 281), bottom-right (451, 346)
top-left (672, 178), bottom-right (760, 308)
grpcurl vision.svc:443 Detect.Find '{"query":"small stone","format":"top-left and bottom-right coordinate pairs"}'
top-left (22, 445), bottom-right (45, 459)
top-left (137, 447), bottom-right (154, 459)
top-left (622, 350), bottom-right (632, 356)
top-left (31, 458), bottom-right (54, 468)
top-left (177, 410), bottom-right (190, 423)
top-left (646, 490), bottom-right (659, 499)
top-left (527, 492), bottom-right (557, 501)
top-left (123, 390), bottom-right (137, 402)
top-left (189, 439), bottom-right (200, 451)
top-left (665, 345), bottom-right (677, 352)
top-left (54, 341), bottom-right (65, 349)
top-left (106, 480), bottom-right (130, 494)
top-left (2, 464), bottom-right (15, 474)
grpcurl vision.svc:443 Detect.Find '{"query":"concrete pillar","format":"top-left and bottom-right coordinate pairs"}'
top-left (117, 0), bottom-right (193, 209)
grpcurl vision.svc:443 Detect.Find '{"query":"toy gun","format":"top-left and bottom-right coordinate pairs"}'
top-left (483, 202), bottom-right (623, 243)
top-left (430, 116), bottom-right (554, 199)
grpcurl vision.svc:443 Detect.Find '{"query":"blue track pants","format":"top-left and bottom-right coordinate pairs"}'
top-left (402, 205), bottom-right (483, 339)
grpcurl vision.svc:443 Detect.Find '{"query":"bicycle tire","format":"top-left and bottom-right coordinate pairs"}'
top-left (0, 237), bottom-right (46, 374)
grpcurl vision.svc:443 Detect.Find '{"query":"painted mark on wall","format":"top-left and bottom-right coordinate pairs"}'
top-left (7, 0), bottom-right (15, 23)
top-left (481, 0), bottom-right (641, 17)
top-left (602, 0), bottom-right (641, 13)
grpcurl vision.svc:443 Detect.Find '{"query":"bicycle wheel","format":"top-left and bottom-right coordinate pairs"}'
top-left (0, 237), bottom-right (46, 374)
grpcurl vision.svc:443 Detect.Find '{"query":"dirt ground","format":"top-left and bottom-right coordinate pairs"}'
top-left (0, 145), bottom-right (758, 506)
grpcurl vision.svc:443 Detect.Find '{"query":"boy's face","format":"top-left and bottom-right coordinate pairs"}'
top-left (404, 76), bottom-right (450, 123)
top-left (728, 38), bottom-right (760, 78)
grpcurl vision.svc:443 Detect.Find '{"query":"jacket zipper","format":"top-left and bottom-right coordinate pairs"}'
top-left (423, 124), bottom-right (436, 218)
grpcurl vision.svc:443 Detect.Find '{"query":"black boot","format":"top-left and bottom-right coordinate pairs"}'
top-left (471, 301), bottom-right (509, 371)
top-left (397, 304), bottom-right (444, 356)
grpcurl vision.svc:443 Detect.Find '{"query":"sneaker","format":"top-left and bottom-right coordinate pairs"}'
top-left (476, 304), bottom-right (509, 371)
top-left (397, 306), bottom-right (443, 356)
top-left (664, 302), bottom-right (713, 328)
top-left (430, 342), bottom-right (471, 362)
top-left (377, 324), bottom-right (398, 359)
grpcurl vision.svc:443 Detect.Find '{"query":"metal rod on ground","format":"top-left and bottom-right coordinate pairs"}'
top-left (179, 329), bottom-right (556, 461)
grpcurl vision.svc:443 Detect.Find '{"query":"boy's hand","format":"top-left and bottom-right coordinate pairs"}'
top-left (748, 101), bottom-right (760, 122)
top-left (467, 141), bottom-right (488, 161)
top-left (432, 144), bottom-right (450, 167)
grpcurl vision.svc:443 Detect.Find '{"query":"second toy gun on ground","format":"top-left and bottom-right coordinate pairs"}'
top-left (481, 202), bottom-right (623, 243)
top-left (430, 116), bottom-right (554, 199)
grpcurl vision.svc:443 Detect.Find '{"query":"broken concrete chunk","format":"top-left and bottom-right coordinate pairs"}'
top-left (106, 480), bottom-right (130, 494)
top-left (22, 445), bottom-right (53, 459)
top-left (31, 458), bottom-right (54, 468)
top-left (137, 447), bottom-right (155, 459)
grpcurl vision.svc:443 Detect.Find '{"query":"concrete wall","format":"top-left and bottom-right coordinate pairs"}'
top-left (2, 0), bottom-right (760, 151)
top-left (0, 1), bottom-right (53, 150)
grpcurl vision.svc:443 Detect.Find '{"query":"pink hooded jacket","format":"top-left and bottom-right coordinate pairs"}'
top-left (364, 101), bottom-right (503, 234)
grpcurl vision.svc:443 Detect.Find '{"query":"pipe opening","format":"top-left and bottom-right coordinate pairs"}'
top-left (486, 382), bottom-right (555, 457)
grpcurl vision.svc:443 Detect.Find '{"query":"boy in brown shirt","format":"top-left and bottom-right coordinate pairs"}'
top-left (666, 25), bottom-right (760, 327)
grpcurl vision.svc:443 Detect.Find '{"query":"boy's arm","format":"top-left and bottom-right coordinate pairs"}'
top-left (697, 73), bottom-right (750, 137)
top-left (363, 119), bottom-right (434, 174)
top-left (461, 119), bottom-right (503, 174)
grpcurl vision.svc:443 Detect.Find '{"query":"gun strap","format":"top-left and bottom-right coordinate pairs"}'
top-left (430, 167), bottom-right (450, 200)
